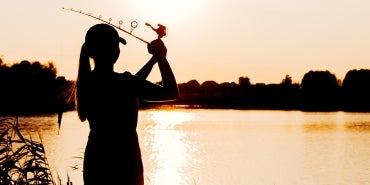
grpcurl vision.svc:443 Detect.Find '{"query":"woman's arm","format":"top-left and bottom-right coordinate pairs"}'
top-left (135, 56), bottom-right (156, 79)
top-left (137, 39), bottom-right (179, 101)
top-left (155, 52), bottom-right (179, 100)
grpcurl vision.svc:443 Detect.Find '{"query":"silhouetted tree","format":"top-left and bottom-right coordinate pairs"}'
top-left (279, 75), bottom-right (301, 109)
top-left (178, 80), bottom-right (201, 94)
top-left (0, 60), bottom-right (59, 114)
top-left (342, 69), bottom-right (370, 111)
top-left (281, 74), bottom-right (292, 85)
top-left (199, 80), bottom-right (221, 106)
top-left (239, 76), bottom-right (251, 87)
top-left (175, 80), bottom-right (202, 106)
top-left (301, 70), bottom-right (340, 111)
top-left (0, 59), bottom-right (11, 112)
top-left (201, 80), bottom-right (220, 94)
top-left (55, 76), bottom-right (76, 112)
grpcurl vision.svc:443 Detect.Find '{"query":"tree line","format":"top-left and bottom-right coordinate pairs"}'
top-left (0, 59), bottom-right (74, 114)
top-left (170, 70), bottom-right (370, 112)
top-left (0, 58), bottom-right (369, 114)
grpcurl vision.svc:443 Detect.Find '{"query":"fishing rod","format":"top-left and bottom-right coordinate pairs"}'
top-left (62, 7), bottom-right (167, 44)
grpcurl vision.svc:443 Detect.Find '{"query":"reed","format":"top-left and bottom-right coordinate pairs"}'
top-left (0, 116), bottom-right (71, 185)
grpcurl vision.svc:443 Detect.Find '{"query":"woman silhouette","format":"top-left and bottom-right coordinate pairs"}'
top-left (75, 23), bottom-right (179, 185)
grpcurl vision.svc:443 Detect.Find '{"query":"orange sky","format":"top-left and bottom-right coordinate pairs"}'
top-left (1, 0), bottom-right (369, 84)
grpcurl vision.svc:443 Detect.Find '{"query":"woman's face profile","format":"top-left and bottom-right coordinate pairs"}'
top-left (86, 24), bottom-right (121, 64)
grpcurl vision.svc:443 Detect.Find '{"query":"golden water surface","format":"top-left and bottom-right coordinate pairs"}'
top-left (15, 109), bottom-right (370, 185)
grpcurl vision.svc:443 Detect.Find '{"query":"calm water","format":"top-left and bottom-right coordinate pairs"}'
top-left (8, 109), bottom-right (370, 185)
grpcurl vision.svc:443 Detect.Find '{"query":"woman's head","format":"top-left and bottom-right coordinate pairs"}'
top-left (85, 24), bottom-right (122, 63)
top-left (85, 23), bottom-right (119, 45)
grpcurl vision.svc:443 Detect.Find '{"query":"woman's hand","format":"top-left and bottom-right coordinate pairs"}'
top-left (147, 39), bottom-right (167, 57)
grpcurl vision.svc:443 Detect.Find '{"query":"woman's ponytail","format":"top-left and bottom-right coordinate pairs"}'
top-left (76, 43), bottom-right (91, 122)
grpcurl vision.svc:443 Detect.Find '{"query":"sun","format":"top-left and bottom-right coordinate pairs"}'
top-left (129, 0), bottom-right (204, 24)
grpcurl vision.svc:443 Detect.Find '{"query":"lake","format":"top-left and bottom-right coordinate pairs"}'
top-left (8, 108), bottom-right (370, 185)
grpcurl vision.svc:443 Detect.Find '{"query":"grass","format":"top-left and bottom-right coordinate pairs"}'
top-left (0, 116), bottom-right (72, 185)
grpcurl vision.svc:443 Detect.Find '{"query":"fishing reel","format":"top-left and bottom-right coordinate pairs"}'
top-left (145, 23), bottom-right (167, 39)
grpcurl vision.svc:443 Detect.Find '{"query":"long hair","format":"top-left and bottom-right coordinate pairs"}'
top-left (76, 43), bottom-right (91, 122)
top-left (75, 24), bottom-right (120, 122)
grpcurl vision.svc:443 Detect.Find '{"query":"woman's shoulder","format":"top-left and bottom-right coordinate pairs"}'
top-left (116, 71), bottom-right (146, 81)
top-left (115, 71), bottom-right (133, 78)
top-left (114, 71), bottom-right (142, 83)
top-left (113, 71), bottom-right (148, 91)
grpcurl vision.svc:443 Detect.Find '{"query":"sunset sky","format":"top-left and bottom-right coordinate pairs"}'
top-left (1, 0), bottom-right (369, 84)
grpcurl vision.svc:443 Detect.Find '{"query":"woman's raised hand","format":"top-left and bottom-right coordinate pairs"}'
top-left (147, 39), bottom-right (167, 57)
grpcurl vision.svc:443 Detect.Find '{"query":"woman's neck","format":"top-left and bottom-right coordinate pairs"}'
top-left (93, 61), bottom-right (114, 74)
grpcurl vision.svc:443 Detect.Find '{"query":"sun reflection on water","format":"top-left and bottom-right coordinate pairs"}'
top-left (143, 110), bottom-right (195, 185)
